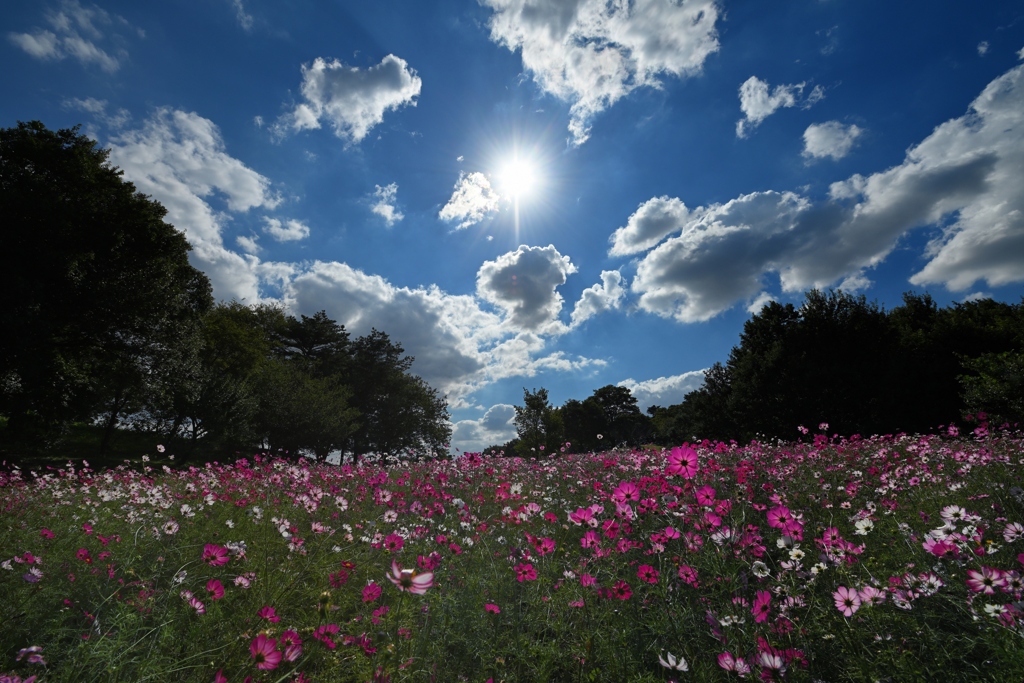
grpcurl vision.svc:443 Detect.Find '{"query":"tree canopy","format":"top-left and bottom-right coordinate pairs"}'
top-left (0, 122), bottom-right (451, 463)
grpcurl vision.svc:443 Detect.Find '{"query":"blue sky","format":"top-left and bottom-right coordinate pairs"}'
top-left (5, 0), bottom-right (1024, 453)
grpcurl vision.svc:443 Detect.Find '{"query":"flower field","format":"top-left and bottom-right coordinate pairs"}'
top-left (2, 421), bottom-right (1023, 683)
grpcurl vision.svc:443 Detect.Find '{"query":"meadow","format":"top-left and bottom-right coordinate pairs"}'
top-left (1, 417), bottom-right (1022, 683)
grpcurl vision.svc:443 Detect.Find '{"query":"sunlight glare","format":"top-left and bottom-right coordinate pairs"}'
top-left (498, 158), bottom-right (537, 199)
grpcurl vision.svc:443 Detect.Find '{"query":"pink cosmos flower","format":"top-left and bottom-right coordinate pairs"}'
top-left (384, 533), bottom-right (405, 552)
top-left (580, 530), bottom-right (600, 549)
top-left (611, 481), bottom-right (641, 504)
top-left (484, 603), bottom-right (501, 614)
top-left (257, 605), bottom-right (281, 623)
top-left (580, 573), bottom-right (597, 587)
top-left (966, 566), bottom-right (1006, 594)
top-left (363, 581), bottom-right (383, 602)
top-left (612, 580), bottom-right (632, 600)
top-left (666, 446), bottom-right (698, 479)
top-left (39, 529), bottom-right (54, 539)
top-left (858, 585), bottom-right (886, 606)
top-left (202, 544), bottom-right (230, 567)
top-left (206, 579), bottom-right (225, 601)
top-left (766, 506), bottom-right (792, 530)
top-left (833, 586), bottom-right (861, 616)
top-left (188, 596), bottom-right (206, 615)
top-left (637, 564), bottom-right (659, 584)
top-left (280, 630), bottom-right (303, 662)
top-left (387, 560), bottom-right (435, 594)
top-left (695, 486), bottom-right (716, 506)
top-left (514, 563), bottom-right (537, 582)
top-left (752, 590), bottom-right (771, 623)
top-left (250, 634), bottom-right (281, 670)
top-left (718, 651), bottom-right (750, 675)
top-left (214, 669), bottom-right (228, 683)
top-left (678, 564), bottom-right (699, 586)
top-left (568, 507), bottom-right (594, 525)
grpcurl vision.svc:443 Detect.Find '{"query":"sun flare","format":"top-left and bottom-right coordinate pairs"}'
top-left (497, 158), bottom-right (538, 199)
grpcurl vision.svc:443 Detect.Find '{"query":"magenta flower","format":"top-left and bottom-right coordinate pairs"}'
top-left (580, 530), bottom-right (600, 548)
top-left (766, 506), bottom-right (792, 530)
top-left (612, 580), bottom-right (632, 600)
top-left (363, 581), bottom-right (383, 602)
top-left (257, 605), bottom-right (281, 623)
top-left (188, 596), bottom-right (206, 615)
top-left (206, 578), bottom-right (225, 601)
top-left (580, 573), bottom-right (597, 587)
top-left (611, 481), bottom-right (641, 504)
top-left (250, 634), bottom-right (282, 670)
top-left (384, 533), bottom-right (405, 552)
top-left (39, 528), bottom-right (54, 539)
top-left (678, 564), bottom-right (699, 586)
top-left (280, 631), bottom-right (303, 662)
top-left (637, 564), bottom-right (659, 584)
top-left (514, 563), bottom-right (537, 582)
top-left (666, 446), bottom-right (698, 479)
top-left (695, 486), bottom-right (716, 506)
top-left (752, 590), bottom-right (771, 623)
top-left (833, 586), bottom-right (861, 616)
top-left (858, 585), bottom-right (886, 606)
top-left (202, 544), bottom-right (230, 567)
top-left (387, 560), bottom-right (435, 594)
top-left (484, 603), bottom-right (501, 614)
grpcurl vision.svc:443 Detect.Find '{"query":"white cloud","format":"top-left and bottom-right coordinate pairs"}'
top-left (236, 235), bottom-right (261, 254)
top-left (803, 121), bottom-right (863, 160)
top-left (230, 0), bottom-right (254, 31)
top-left (476, 245), bottom-right (577, 333)
top-left (624, 61), bottom-right (1024, 321)
top-left (7, 0), bottom-right (136, 72)
top-left (439, 172), bottom-right (500, 229)
top-left (278, 55), bottom-right (422, 144)
top-left (107, 108), bottom-right (286, 303)
top-left (62, 97), bottom-right (131, 129)
top-left (609, 196), bottom-right (691, 256)
top-left (370, 183), bottom-right (404, 226)
top-left (482, 0), bottom-right (720, 145)
top-left (837, 272), bottom-right (872, 292)
top-left (263, 217), bottom-right (310, 242)
top-left (617, 371), bottom-right (706, 412)
top-left (450, 404), bottom-right (518, 453)
top-left (570, 270), bottom-right (626, 327)
top-left (746, 291), bottom-right (774, 314)
top-left (736, 76), bottom-right (820, 138)
top-left (978, 41), bottom-right (989, 56)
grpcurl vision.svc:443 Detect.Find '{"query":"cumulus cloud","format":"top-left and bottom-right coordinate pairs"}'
top-left (570, 270), bottom-right (626, 327)
top-left (617, 371), bottom-right (706, 412)
top-left (278, 55), bottom-right (422, 144)
top-left (476, 245), bottom-right (577, 333)
top-left (236, 234), bottom-right (261, 255)
top-left (623, 60), bottom-right (1024, 322)
top-left (609, 196), bottom-right (691, 256)
top-left (736, 76), bottom-right (821, 138)
top-left (450, 404), bottom-right (518, 453)
top-left (482, 0), bottom-right (720, 145)
top-left (263, 217), bottom-right (311, 242)
top-left (439, 172), bottom-right (500, 229)
top-left (107, 108), bottom-right (287, 303)
top-left (8, 0), bottom-right (136, 72)
top-left (370, 183), bottom-right (404, 226)
top-left (803, 121), bottom-right (863, 161)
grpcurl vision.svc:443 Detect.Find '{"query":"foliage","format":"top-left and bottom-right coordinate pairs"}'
top-left (0, 121), bottom-right (214, 448)
top-left (959, 350), bottom-right (1024, 428)
top-left (649, 290), bottom-right (1024, 445)
top-left (1, 422), bottom-right (1022, 682)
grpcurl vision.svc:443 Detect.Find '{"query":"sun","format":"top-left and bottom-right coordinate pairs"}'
top-left (497, 158), bottom-right (538, 200)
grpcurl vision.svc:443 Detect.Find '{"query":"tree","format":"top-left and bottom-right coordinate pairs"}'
top-left (345, 329), bottom-right (451, 461)
top-left (513, 387), bottom-right (563, 454)
top-left (959, 350), bottom-right (1024, 427)
top-left (0, 121), bottom-right (213, 450)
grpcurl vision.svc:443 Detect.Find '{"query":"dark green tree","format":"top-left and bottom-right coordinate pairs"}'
top-left (959, 350), bottom-right (1024, 427)
top-left (0, 121), bottom-right (213, 452)
top-left (345, 329), bottom-right (451, 461)
top-left (514, 387), bottom-right (563, 455)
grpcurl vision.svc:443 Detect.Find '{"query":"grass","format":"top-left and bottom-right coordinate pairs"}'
top-left (1, 419), bottom-right (1022, 682)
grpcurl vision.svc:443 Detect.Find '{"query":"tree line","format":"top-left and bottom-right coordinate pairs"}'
top-left (0, 121), bottom-right (450, 462)
top-left (489, 289), bottom-right (1024, 456)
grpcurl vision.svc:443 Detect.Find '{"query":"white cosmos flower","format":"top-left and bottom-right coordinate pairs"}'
top-left (658, 651), bottom-right (688, 672)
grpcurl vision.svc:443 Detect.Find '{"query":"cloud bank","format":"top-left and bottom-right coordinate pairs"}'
top-left (619, 61), bottom-right (1024, 322)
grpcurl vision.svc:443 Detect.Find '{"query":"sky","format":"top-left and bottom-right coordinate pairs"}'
top-left (5, 0), bottom-right (1024, 454)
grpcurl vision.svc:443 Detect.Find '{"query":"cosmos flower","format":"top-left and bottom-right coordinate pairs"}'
top-left (387, 560), bottom-right (435, 594)
top-left (833, 586), bottom-right (861, 616)
top-left (250, 634), bottom-right (281, 670)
